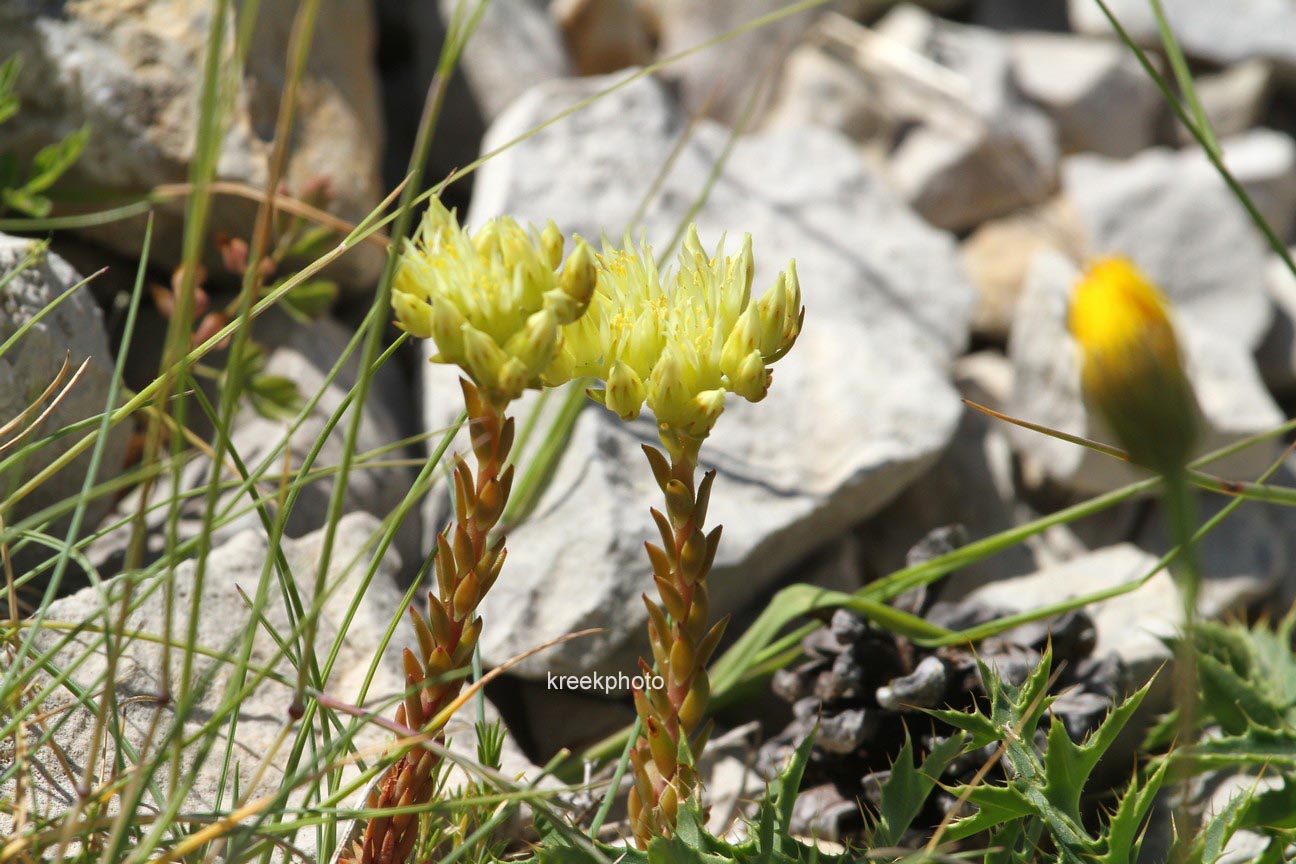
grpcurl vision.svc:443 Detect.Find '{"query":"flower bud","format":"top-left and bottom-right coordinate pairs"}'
top-left (504, 309), bottom-right (560, 377)
top-left (720, 305), bottom-right (761, 382)
top-left (392, 288), bottom-right (434, 339)
top-left (497, 356), bottom-right (531, 401)
top-left (558, 237), bottom-right (597, 317)
top-left (462, 324), bottom-right (507, 393)
top-left (689, 389), bottom-right (726, 436)
top-left (647, 346), bottom-right (688, 428)
top-left (1069, 257), bottom-right (1199, 474)
top-left (730, 350), bottom-right (768, 402)
top-left (606, 360), bottom-right (647, 420)
top-left (430, 295), bottom-right (467, 361)
top-left (540, 220), bottom-right (564, 271)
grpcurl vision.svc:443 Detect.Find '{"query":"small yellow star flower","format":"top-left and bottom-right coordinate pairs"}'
top-left (1069, 256), bottom-right (1199, 474)
top-left (564, 226), bottom-right (803, 440)
top-left (392, 199), bottom-right (595, 406)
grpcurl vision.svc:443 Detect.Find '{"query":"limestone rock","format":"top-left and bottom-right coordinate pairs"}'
top-left (439, 0), bottom-right (571, 121)
top-left (649, 0), bottom-right (866, 126)
top-left (2, 514), bottom-right (515, 857)
top-left (1177, 60), bottom-right (1276, 146)
top-left (0, 0), bottom-right (386, 293)
top-left (0, 235), bottom-right (127, 544)
top-left (427, 72), bottom-right (973, 679)
top-left (1069, 0), bottom-right (1296, 72)
top-left (86, 308), bottom-right (420, 575)
top-left (874, 5), bottom-right (1060, 230)
top-left (1010, 32), bottom-right (1163, 158)
top-left (960, 198), bottom-right (1084, 342)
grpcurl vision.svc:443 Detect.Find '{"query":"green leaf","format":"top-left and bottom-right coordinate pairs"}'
top-left (285, 223), bottom-right (336, 259)
top-left (247, 373), bottom-right (303, 421)
top-left (24, 124), bottom-right (89, 194)
top-left (1197, 652), bottom-right (1285, 735)
top-left (0, 56), bottom-right (20, 126)
top-left (870, 731), bottom-right (967, 848)
top-left (1183, 726), bottom-right (1296, 769)
top-left (942, 783), bottom-right (1036, 842)
top-left (1100, 759), bottom-right (1167, 864)
top-left (281, 278), bottom-right (338, 321)
top-left (2, 186), bottom-right (51, 217)
top-left (1042, 678), bottom-right (1150, 824)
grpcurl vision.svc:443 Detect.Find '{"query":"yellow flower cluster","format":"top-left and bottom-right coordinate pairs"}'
top-left (557, 226), bottom-right (803, 439)
top-left (392, 199), bottom-right (596, 405)
top-left (1069, 256), bottom-right (1199, 474)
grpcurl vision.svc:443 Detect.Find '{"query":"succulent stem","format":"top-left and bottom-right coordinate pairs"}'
top-left (344, 378), bottom-right (514, 864)
top-left (627, 431), bottom-right (728, 847)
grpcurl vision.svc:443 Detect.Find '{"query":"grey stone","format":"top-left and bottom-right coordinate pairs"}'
top-left (874, 5), bottom-right (1060, 230)
top-left (876, 656), bottom-right (947, 711)
top-left (86, 308), bottom-right (420, 575)
top-left (0, 0), bottom-right (386, 293)
top-left (1178, 60), bottom-right (1276, 146)
top-left (2, 514), bottom-right (537, 856)
top-left (431, 72), bottom-right (972, 679)
top-left (965, 543), bottom-right (1276, 688)
top-left (0, 235), bottom-right (127, 542)
top-left (761, 42), bottom-right (891, 143)
top-left (649, 0), bottom-right (866, 127)
top-left (1257, 249), bottom-right (1296, 393)
top-left (1010, 32), bottom-right (1163, 158)
top-left (1202, 129), bottom-right (1296, 243)
top-left (1008, 250), bottom-right (1282, 495)
top-left (440, 0), bottom-right (571, 121)
top-left (1069, 0), bottom-right (1296, 73)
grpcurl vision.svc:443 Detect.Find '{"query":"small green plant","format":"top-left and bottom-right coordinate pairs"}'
top-left (0, 57), bottom-right (89, 218)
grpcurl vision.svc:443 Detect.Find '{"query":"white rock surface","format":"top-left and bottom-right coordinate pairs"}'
top-left (1179, 60), bottom-right (1276, 146)
top-left (1008, 250), bottom-right (1283, 495)
top-left (1, 514), bottom-right (535, 855)
top-left (1069, 0), bottom-right (1296, 72)
top-left (874, 5), bottom-right (1060, 230)
top-left (761, 43), bottom-right (889, 143)
top-left (0, 235), bottom-right (127, 540)
top-left (0, 0), bottom-right (386, 292)
top-left (857, 363), bottom-right (1040, 598)
top-left (966, 542), bottom-right (1276, 688)
top-left (1010, 32), bottom-right (1163, 158)
top-left (86, 309), bottom-right (420, 574)
top-left (428, 72), bottom-right (973, 679)
top-left (960, 198), bottom-right (1084, 342)
top-left (1201, 129), bottom-right (1296, 243)
top-left (649, 0), bottom-right (864, 126)
top-left (441, 0), bottom-right (571, 121)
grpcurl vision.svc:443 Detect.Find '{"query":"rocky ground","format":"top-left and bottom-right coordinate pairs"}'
top-left (4, 0), bottom-right (1296, 853)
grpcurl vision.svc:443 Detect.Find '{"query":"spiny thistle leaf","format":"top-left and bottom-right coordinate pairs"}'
top-left (869, 730), bottom-right (967, 848)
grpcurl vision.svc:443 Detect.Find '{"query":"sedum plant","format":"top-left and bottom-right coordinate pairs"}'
top-left (566, 227), bottom-right (803, 846)
top-left (342, 200), bottom-right (595, 863)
